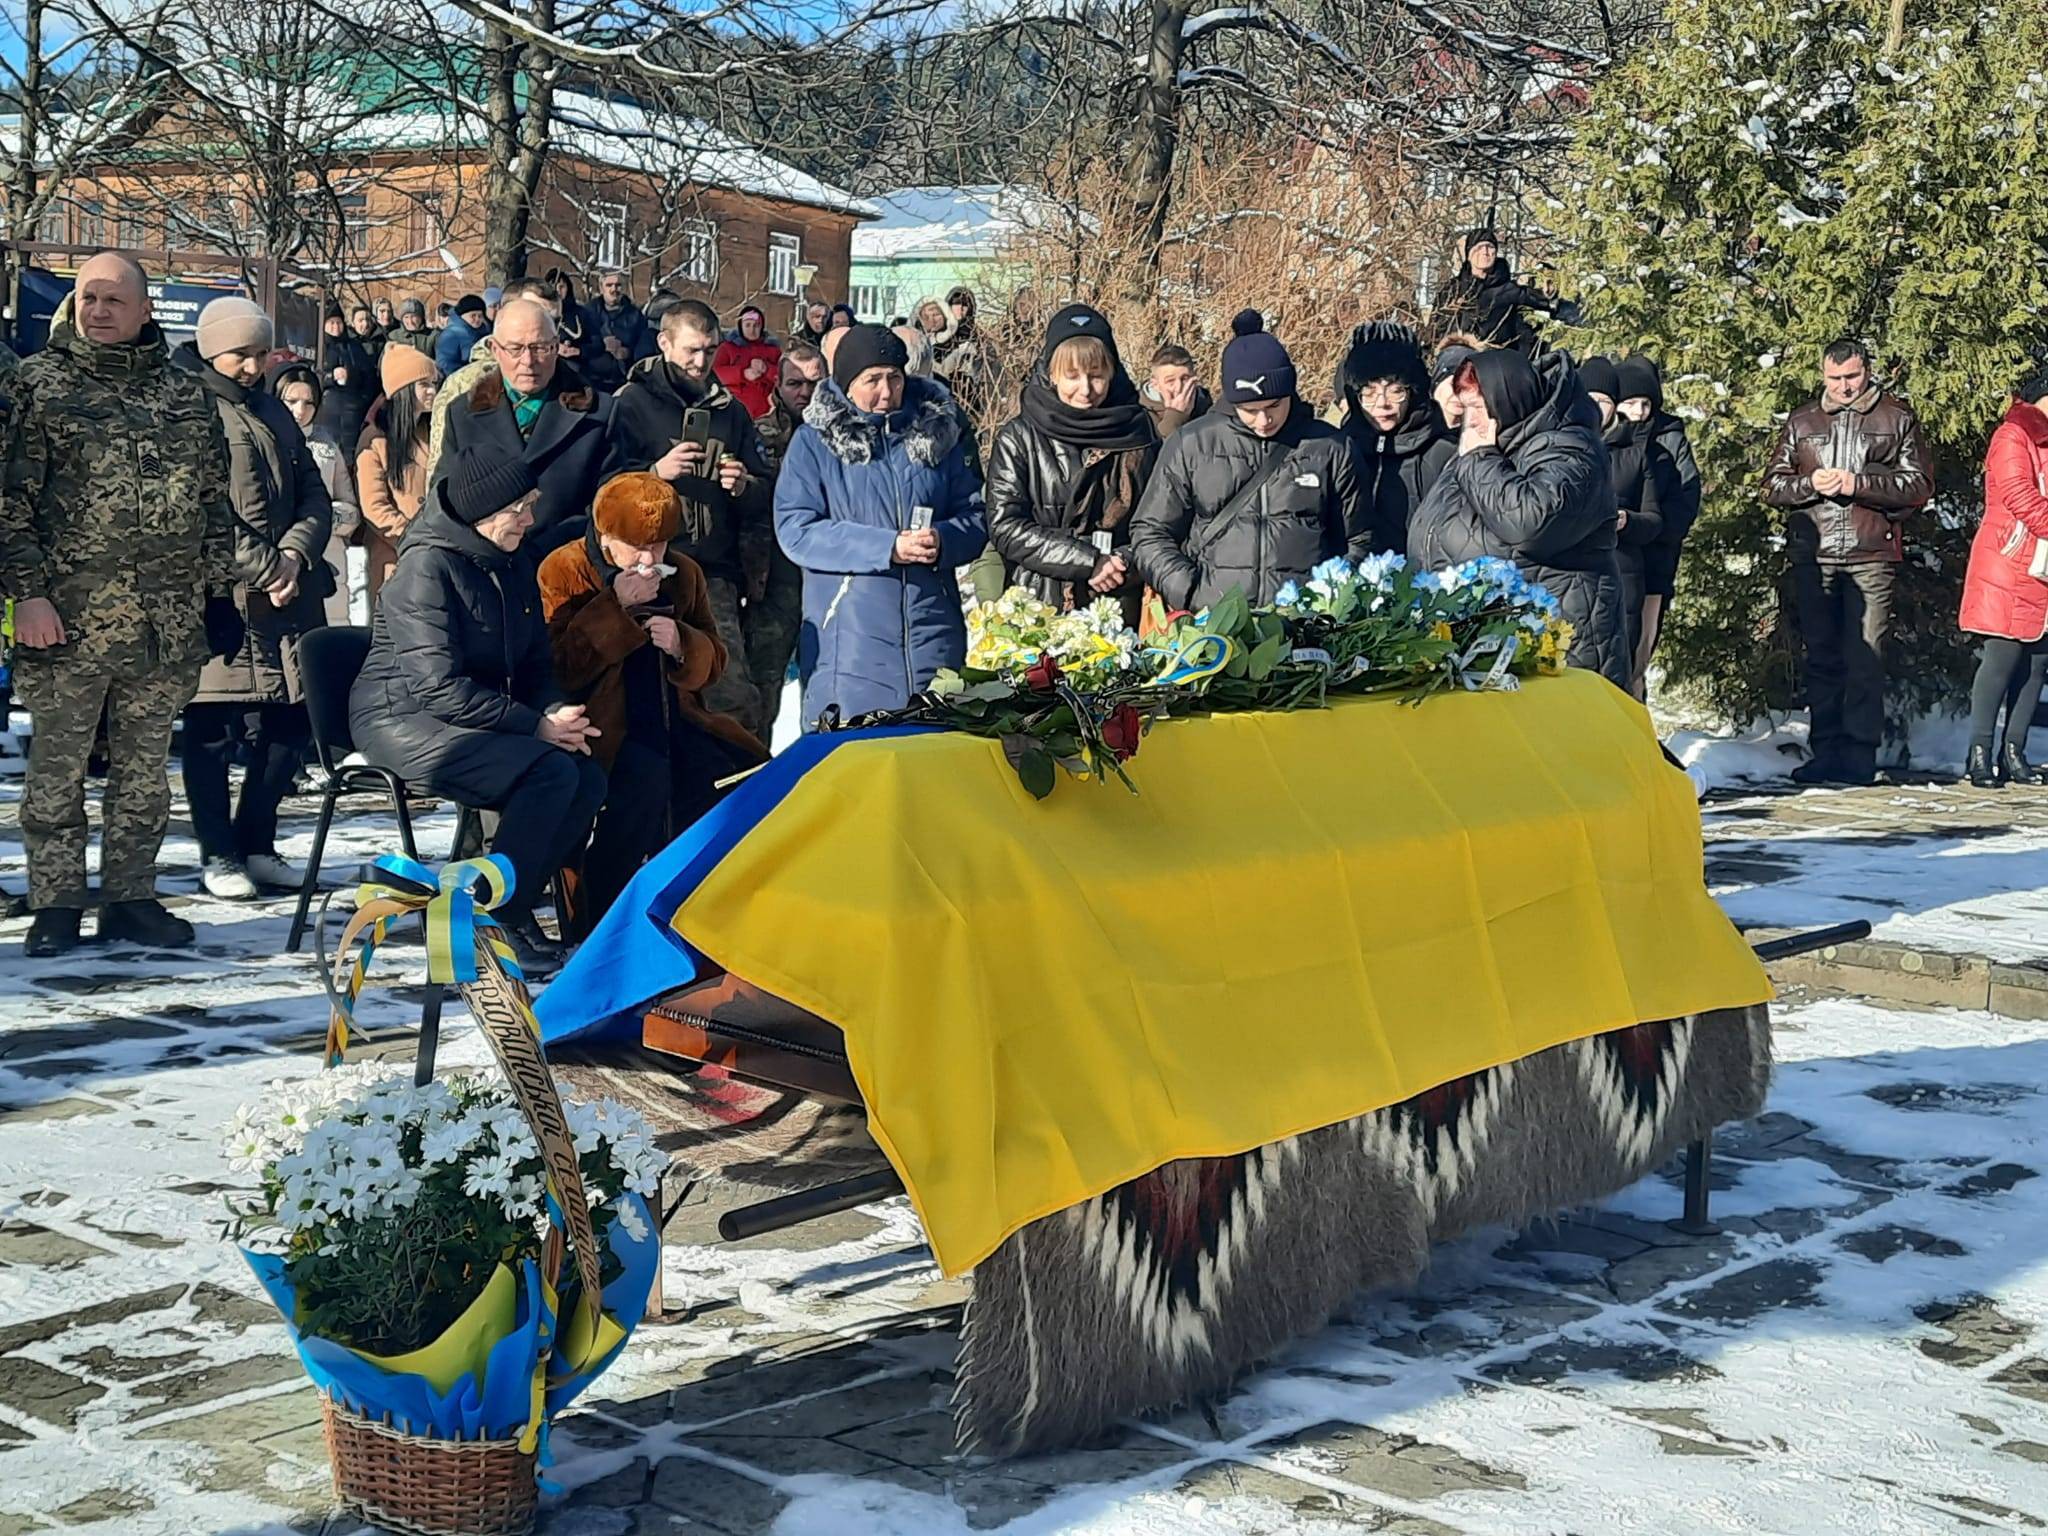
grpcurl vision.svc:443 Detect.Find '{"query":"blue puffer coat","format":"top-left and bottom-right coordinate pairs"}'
top-left (774, 376), bottom-right (988, 727)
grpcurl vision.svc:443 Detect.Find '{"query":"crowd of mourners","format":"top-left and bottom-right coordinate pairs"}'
top-left (2, 225), bottom-right (2045, 970)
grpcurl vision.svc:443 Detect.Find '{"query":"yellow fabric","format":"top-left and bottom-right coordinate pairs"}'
top-left (674, 670), bottom-right (1773, 1276)
top-left (350, 1262), bottom-right (516, 1394)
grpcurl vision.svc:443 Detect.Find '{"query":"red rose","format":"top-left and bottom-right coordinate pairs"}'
top-left (1023, 653), bottom-right (1062, 692)
top-left (1101, 703), bottom-right (1143, 762)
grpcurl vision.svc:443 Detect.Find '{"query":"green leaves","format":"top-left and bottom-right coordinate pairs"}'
top-left (1003, 735), bottom-right (1059, 800)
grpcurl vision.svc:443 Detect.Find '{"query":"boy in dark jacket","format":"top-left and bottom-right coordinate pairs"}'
top-left (1130, 318), bottom-right (1371, 611)
top-left (350, 449), bottom-right (606, 971)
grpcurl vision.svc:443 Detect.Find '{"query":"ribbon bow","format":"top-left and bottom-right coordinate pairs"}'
top-left (321, 853), bottom-right (521, 1065)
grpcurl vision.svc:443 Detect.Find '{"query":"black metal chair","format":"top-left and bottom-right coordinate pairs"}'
top-left (286, 627), bottom-right (479, 954)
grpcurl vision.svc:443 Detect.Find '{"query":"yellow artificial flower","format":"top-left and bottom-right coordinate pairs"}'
top-left (1431, 620), bottom-right (1454, 643)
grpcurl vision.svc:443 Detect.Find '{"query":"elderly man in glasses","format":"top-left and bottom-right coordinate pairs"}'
top-left (432, 296), bottom-right (618, 556)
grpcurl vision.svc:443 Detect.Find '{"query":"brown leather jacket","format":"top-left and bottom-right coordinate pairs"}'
top-left (1762, 386), bottom-right (1933, 563)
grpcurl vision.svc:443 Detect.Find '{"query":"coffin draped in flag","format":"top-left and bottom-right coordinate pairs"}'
top-left (538, 668), bottom-right (1772, 1278)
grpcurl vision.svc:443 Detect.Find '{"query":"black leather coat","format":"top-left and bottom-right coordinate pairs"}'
top-left (984, 415), bottom-right (1159, 611)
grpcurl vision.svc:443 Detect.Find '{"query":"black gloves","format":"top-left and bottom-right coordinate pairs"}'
top-left (205, 595), bottom-right (246, 660)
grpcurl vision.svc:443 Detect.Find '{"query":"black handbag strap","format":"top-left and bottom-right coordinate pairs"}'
top-left (1192, 441), bottom-right (1296, 560)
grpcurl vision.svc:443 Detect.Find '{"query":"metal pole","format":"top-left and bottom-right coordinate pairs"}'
top-left (717, 1171), bottom-right (905, 1243)
top-left (1675, 1138), bottom-right (1715, 1235)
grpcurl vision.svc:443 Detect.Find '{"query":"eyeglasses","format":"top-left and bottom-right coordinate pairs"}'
top-left (494, 341), bottom-right (558, 360)
top-left (1360, 383), bottom-right (1412, 404)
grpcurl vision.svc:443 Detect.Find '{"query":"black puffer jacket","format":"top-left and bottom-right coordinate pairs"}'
top-left (1430, 258), bottom-right (1556, 353)
top-left (348, 490), bottom-right (562, 795)
top-left (1409, 352), bottom-right (1630, 688)
top-left (1130, 401), bottom-right (1370, 611)
top-left (984, 415), bottom-right (1159, 612)
top-left (1341, 399), bottom-right (1454, 558)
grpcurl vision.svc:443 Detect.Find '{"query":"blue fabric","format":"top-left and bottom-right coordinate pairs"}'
top-left (243, 1252), bottom-right (548, 1440)
top-left (534, 724), bottom-right (931, 1046)
top-left (546, 1192), bottom-right (659, 1415)
top-left (436, 314), bottom-right (488, 379)
top-left (772, 376), bottom-right (987, 726)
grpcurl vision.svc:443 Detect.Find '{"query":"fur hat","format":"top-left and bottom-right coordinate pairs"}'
top-left (592, 472), bottom-right (681, 546)
top-left (1338, 319), bottom-right (1428, 402)
top-left (195, 296), bottom-right (273, 361)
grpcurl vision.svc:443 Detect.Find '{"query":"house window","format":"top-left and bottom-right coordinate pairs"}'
top-left (337, 193), bottom-right (369, 258)
top-left (767, 231), bottom-right (801, 296)
top-left (36, 201), bottom-right (66, 243)
top-left (851, 283), bottom-right (893, 321)
top-left (76, 200), bottom-right (105, 247)
top-left (110, 201), bottom-right (151, 250)
top-left (588, 200), bottom-right (628, 272)
top-left (405, 195), bottom-right (442, 254)
top-left (678, 218), bottom-right (717, 286)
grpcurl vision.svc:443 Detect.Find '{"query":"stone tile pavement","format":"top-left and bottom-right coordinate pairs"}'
top-left (1, 768), bottom-right (2047, 1532)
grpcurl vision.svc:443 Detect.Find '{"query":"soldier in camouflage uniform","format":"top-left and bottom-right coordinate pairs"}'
top-left (0, 254), bottom-right (259, 956)
top-left (746, 346), bottom-right (823, 737)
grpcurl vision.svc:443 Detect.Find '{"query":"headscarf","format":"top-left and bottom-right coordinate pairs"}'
top-left (1468, 349), bottom-right (1546, 432)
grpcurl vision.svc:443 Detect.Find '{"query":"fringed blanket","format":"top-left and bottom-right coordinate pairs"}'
top-left (551, 1003), bottom-right (1769, 1457)
top-left (957, 1004), bottom-right (1771, 1455)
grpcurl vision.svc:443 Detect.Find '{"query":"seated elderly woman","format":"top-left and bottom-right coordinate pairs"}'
top-left (349, 446), bottom-right (607, 972)
top-left (773, 324), bottom-right (988, 725)
top-left (538, 472), bottom-right (767, 930)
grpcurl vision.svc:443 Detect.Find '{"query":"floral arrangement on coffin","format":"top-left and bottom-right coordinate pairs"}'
top-left (915, 556), bottom-right (1574, 798)
top-left (227, 1063), bottom-right (664, 1513)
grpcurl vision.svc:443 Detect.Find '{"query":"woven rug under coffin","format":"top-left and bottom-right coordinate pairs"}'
top-left (954, 1003), bottom-right (1773, 1457)
top-left (549, 1042), bottom-right (888, 1198)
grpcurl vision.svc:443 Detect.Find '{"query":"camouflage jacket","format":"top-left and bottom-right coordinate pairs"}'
top-left (0, 316), bottom-right (248, 668)
top-left (753, 396), bottom-right (800, 478)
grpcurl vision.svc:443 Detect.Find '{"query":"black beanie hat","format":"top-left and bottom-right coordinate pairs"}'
top-left (1464, 227), bottom-right (1500, 252)
top-left (1432, 342), bottom-right (1479, 388)
top-left (1578, 355), bottom-right (1620, 400)
top-left (832, 323), bottom-right (910, 391)
top-left (454, 293), bottom-right (487, 321)
top-left (442, 447), bottom-right (539, 526)
top-left (1039, 302), bottom-right (1123, 374)
top-left (1615, 356), bottom-right (1661, 405)
top-left (1222, 327), bottom-right (1297, 405)
top-left (2019, 352), bottom-right (2048, 401)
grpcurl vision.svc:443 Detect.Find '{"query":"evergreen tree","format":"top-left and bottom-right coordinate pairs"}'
top-left (1550, 0), bottom-right (2048, 735)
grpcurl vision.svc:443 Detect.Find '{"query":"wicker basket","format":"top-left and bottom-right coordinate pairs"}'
top-left (322, 1395), bottom-right (538, 1536)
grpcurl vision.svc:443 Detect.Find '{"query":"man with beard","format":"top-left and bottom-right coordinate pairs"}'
top-left (605, 299), bottom-right (775, 734)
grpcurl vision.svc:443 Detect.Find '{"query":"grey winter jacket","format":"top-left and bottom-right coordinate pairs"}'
top-left (175, 345), bottom-right (334, 704)
top-left (1408, 351), bottom-right (1630, 688)
top-left (774, 375), bottom-right (988, 726)
top-left (1129, 401), bottom-right (1372, 611)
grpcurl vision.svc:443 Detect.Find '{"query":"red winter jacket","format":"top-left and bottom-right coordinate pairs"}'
top-left (714, 334), bottom-right (781, 420)
top-left (1959, 399), bottom-right (2048, 643)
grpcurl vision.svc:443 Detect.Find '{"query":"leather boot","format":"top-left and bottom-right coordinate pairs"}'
top-left (98, 899), bottom-right (196, 949)
top-left (2003, 741), bottom-right (2048, 786)
top-left (1966, 744), bottom-right (2003, 789)
top-left (499, 912), bottom-right (566, 977)
top-left (25, 907), bottom-right (83, 957)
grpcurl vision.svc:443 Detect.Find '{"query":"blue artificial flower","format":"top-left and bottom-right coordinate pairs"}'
top-left (1357, 552), bottom-right (1408, 588)
top-left (1310, 556), bottom-right (1356, 588)
top-left (1412, 569), bottom-right (1450, 594)
top-left (1274, 580), bottom-right (1303, 608)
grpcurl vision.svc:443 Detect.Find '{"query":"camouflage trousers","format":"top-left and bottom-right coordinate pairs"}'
top-left (741, 549), bottom-right (803, 741)
top-left (16, 658), bottom-right (198, 909)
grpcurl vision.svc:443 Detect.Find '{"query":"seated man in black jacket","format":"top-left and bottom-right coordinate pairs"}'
top-left (349, 448), bottom-right (607, 972)
top-left (1130, 316), bottom-right (1371, 610)
top-left (604, 298), bottom-right (776, 736)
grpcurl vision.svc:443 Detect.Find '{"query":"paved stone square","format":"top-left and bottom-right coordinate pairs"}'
top-left (3, 770), bottom-right (2048, 1532)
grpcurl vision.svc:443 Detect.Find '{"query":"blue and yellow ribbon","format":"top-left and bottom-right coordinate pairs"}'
top-left (320, 853), bottom-right (521, 1065)
top-left (1149, 631), bottom-right (1239, 688)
